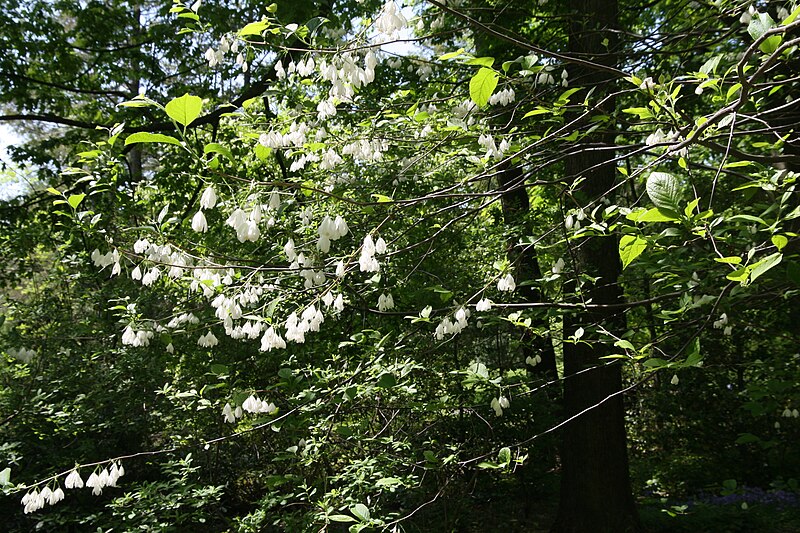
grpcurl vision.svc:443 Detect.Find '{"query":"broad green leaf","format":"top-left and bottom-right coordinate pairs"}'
top-left (498, 446), bottom-right (511, 464)
top-left (438, 48), bottom-right (465, 60)
top-left (749, 252), bottom-right (782, 283)
top-left (627, 207), bottom-right (680, 223)
top-left (619, 235), bottom-right (647, 269)
top-left (729, 214), bottom-right (766, 225)
top-left (748, 13), bottom-right (782, 54)
top-left (714, 256), bottom-right (742, 265)
top-left (726, 267), bottom-right (749, 283)
top-left (125, 132), bottom-right (182, 146)
top-left (329, 515), bottom-right (357, 523)
top-left (614, 339), bottom-right (636, 351)
top-left (622, 107), bottom-right (653, 119)
top-left (783, 4), bottom-right (800, 25)
top-left (465, 56), bottom-right (494, 67)
top-left (351, 503), bottom-right (370, 521)
top-left (699, 55), bottom-right (721, 75)
top-left (68, 193), bottom-right (86, 209)
top-left (771, 235), bottom-right (788, 251)
top-left (376, 372), bottom-right (396, 388)
top-left (523, 108), bottom-right (551, 118)
top-left (46, 187), bottom-right (61, 195)
top-left (204, 142), bottom-right (233, 160)
top-left (684, 198), bottom-right (700, 217)
top-left (469, 67), bottom-right (500, 108)
top-left (239, 20), bottom-right (270, 37)
top-left (165, 94), bottom-right (203, 127)
top-left (646, 172), bottom-right (683, 213)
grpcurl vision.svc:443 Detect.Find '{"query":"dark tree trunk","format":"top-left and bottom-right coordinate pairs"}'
top-left (498, 164), bottom-right (558, 381)
top-left (552, 0), bottom-right (640, 531)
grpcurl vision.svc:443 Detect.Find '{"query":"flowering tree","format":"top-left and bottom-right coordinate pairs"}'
top-left (2, 0), bottom-right (800, 531)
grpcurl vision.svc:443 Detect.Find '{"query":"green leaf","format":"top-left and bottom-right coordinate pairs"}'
top-left (622, 107), bottom-right (653, 119)
top-left (749, 252), bottom-right (782, 283)
top-left (619, 235), bottom-right (647, 269)
top-left (469, 67), bottom-right (500, 108)
top-left (125, 132), bottom-right (182, 146)
top-left (438, 48), bottom-right (465, 60)
top-left (204, 142), bottom-right (233, 160)
top-left (165, 94), bottom-right (203, 127)
top-left (46, 187), bottom-right (61, 195)
top-left (523, 108), bottom-right (551, 118)
top-left (714, 256), bottom-right (742, 265)
top-left (614, 339), bottom-right (635, 351)
top-left (498, 447), bottom-right (511, 465)
top-left (239, 20), bottom-right (270, 37)
top-left (465, 56), bottom-right (495, 67)
top-left (748, 13), bottom-right (782, 54)
top-left (771, 235), bottom-right (788, 251)
top-left (376, 372), bottom-right (396, 388)
top-left (329, 515), bottom-right (357, 523)
top-left (646, 172), bottom-right (683, 213)
top-left (351, 503), bottom-right (370, 521)
top-left (684, 198), bottom-right (700, 217)
top-left (783, 4), bottom-right (800, 25)
top-left (67, 193), bottom-right (86, 209)
top-left (627, 207), bottom-right (680, 223)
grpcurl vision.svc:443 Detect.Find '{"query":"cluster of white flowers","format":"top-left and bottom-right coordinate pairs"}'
top-left (713, 313), bottom-right (732, 336)
top-left (285, 306), bottom-right (325, 344)
top-left (342, 138), bottom-right (387, 162)
top-left (374, 0), bottom-right (407, 41)
top-left (167, 312), bottom-right (200, 329)
top-left (260, 325), bottom-right (287, 351)
top-left (782, 407), bottom-right (800, 418)
top-left (85, 462), bottom-right (124, 495)
top-left (639, 76), bottom-right (656, 91)
top-left (377, 293), bottom-right (395, 312)
top-left (121, 324), bottom-right (154, 347)
top-left (91, 248), bottom-right (121, 276)
top-left (475, 298), bottom-right (493, 312)
top-left (497, 273), bottom-right (516, 292)
top-left (448, 99), bottom-right (477, 129)
top-left (243, 394), bottom-right (277, 414)
top-left (434, 307), bottom-right (470, 340)
top-left (318, 51), bottom-right (379, 101)
top-left (190, 186), bottom-right (218, 234)
top-left (222, 394), bottom-right (277, 423)
top-left (320, 148), bottom-right (343, 170)
top-left (317, 215), bottom-right (349, 253)
top-left (478, 133), bottom-right (509, 160)
top-left (222, 402), bottom-right (243, 423)
top-left (491, 396), bottom-right (510, 416)
top-left (22, 486), bottom-right (64, 513)
top-left (132, 239), bottom-right (192, 280)
top-left (226, 206), bottom-right (261, 243)
top-left (259, 121), bottom-right (310, 149)
top-left (7, 347), bottom-right (36, 363)
top-left (526, 354), bottom-right (543, 367)
top-left (321, 291), bottom-right (346, 312)
top-left (22, 463), bottom-right (125, 513)
top-left (359, 234), bottom-right (387, 272)
top-left (644, 128), bottom-right (688, 157)
top-left (197, 330), bottom-right (219, 348)
top-left (489, 87), bottom-right (515, 106)
top-left (205, 34), bottom-right (240, 68)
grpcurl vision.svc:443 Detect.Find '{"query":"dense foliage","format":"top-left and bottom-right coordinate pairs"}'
top-left (2, 0), bottom-right (800, 531)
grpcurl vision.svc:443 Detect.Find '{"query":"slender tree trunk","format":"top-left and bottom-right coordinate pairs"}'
top-left (498, 164), bottom-right (558, 381)
top-left (552, 0), bottom-right (640, 531)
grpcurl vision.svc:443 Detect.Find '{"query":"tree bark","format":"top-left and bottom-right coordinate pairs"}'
top-left (552, 0), bottom-right (640, 531)
top-left (498, 164), bottom-right (558, 381)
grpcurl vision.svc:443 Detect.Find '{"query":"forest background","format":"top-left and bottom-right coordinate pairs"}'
top-left (1, 0), bottom-right (800, 531)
